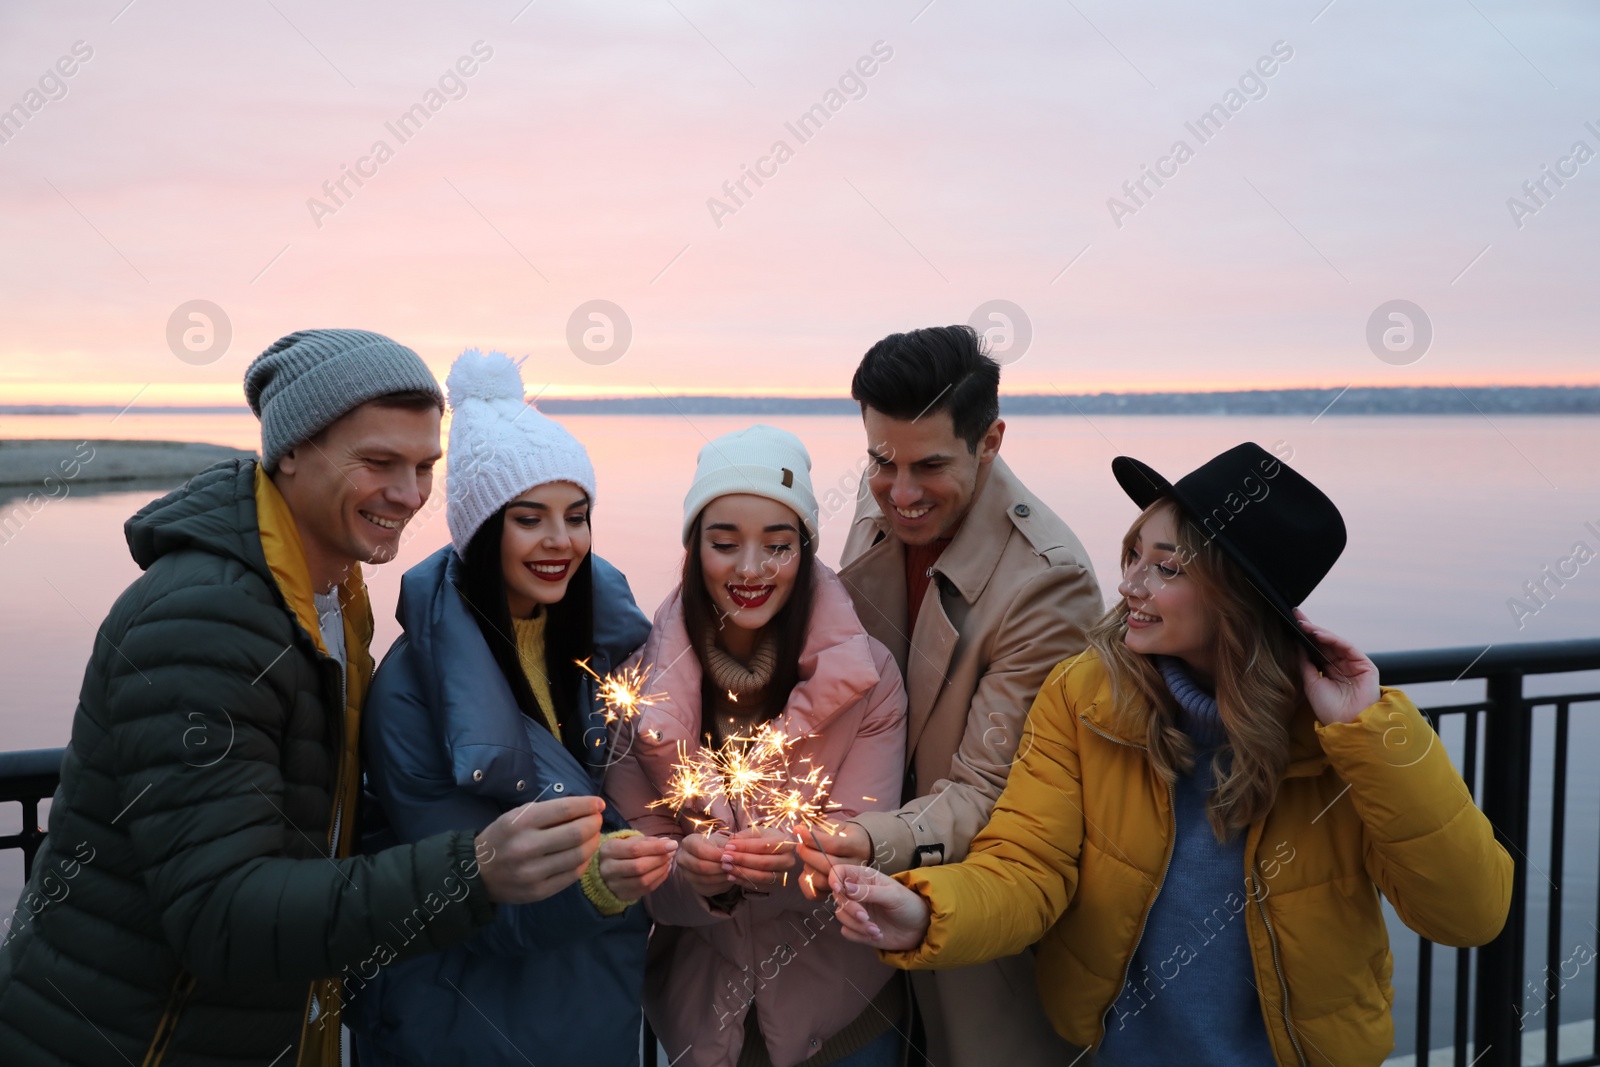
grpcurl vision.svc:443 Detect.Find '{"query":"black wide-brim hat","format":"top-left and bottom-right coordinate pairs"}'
top-left (1111, 443), bottom-right (1347, 656)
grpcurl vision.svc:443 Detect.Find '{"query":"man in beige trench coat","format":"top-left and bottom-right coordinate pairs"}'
top-left (798, 324), bottom-right (1105, 1067)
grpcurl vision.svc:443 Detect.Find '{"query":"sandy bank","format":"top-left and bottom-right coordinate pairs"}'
top-left (0, 439), bottom-right (255, 487)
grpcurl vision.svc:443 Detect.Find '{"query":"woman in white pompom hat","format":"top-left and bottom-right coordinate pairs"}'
top-left (604, 425), bottom-right (911, 1067)
top-left (348, 349), bottom-right (671, 1066)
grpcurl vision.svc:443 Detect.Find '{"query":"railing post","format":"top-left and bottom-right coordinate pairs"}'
top-left (21, 797), bottom-right (43, 880)
top-left (1474, 670), bottom-right (1530, 1064)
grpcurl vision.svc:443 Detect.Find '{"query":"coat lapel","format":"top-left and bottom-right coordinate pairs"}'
top-left (904, 592), bottom-right (958, 757)
top-left (836, 530), bottom-right (909, 673)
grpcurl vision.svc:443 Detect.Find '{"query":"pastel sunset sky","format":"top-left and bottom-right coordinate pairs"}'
top-left (1, 0), bottom-right (1596, 406)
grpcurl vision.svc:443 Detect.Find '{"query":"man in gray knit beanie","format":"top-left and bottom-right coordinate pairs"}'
top-left (244, 327), bottom-right (447, 584)
top-left (0, 328), bottom-right (611, 1066)
top-left (245, 327), bottom-right (444, 472)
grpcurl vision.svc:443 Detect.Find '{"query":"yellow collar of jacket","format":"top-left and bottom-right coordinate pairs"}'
top-left (253, 464), bottom-right (374, 1067)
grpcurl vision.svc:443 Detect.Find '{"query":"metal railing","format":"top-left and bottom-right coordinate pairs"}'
top-left (1370, 638), bottom-right (1600, 1066)
top-left (3, 638), bottom-right (1599, 1066)
top-left (0, 747), bottom-right (62, 880)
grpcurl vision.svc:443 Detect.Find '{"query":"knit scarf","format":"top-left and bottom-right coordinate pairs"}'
top-left (1156, 656), bottom-right (1228, 750)
top-left (703, 630), bottom-right (778, 697)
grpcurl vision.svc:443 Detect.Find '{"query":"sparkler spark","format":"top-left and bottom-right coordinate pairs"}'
top-left (576, 659), bottom-right (665, 725)
top-left (649, 722), bottom-right (839, 835)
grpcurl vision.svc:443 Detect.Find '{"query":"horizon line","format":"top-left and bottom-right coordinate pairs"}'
top-left (6, 381), bottom-right (1600, 414)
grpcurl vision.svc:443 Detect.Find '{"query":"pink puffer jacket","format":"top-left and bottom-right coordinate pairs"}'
top-left (605, 562), bottom-right (908, 1067)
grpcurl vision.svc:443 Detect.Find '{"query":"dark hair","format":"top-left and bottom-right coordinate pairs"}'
top-left (456, 504), bottom-right (595, 765)
top-left (367, 389), bottom-right (445, 413)
top-left (850, 324), bottom-right (1001, 452)
top-left (680, 511), bottom-right (817, 736)
top-left (307, 390), bottom-right (444, 449)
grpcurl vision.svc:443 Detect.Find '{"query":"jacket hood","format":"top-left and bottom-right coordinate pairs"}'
top-left (125, 459), bottom-right (270, 577)
top-left (394, 544), bottom-right (651, 792)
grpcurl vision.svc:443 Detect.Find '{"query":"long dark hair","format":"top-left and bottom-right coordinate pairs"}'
top-left (681, 510), bottom-right (817, 735)
top-left (456, 504), bottom-right (595, 766)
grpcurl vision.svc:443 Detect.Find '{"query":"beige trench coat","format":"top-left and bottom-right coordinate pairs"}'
top-left (838, 456), bottom-right (1105, 1067)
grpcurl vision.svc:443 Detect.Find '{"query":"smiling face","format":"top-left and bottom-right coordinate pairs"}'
top-left (1117, 503), bottom-right (1219, 680)
top-left (500, 481), bottom-right (592, 618)
top-left (272, 399), bottom-right (442, 589)
top-left (862, 406), bottom-right (1003, 546)
top-left (696, 494), bottom-right (804, 638)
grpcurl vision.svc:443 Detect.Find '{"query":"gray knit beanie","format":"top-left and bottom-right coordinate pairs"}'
top-left (244, 328), bottom-right (444, 470)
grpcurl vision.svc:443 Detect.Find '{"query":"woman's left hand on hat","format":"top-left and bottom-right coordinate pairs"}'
top-left (1295, 609), bottom-right (1382, 726)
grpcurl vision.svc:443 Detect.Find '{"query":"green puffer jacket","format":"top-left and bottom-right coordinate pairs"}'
top-left (0, 460), bottom-right (494, 1066)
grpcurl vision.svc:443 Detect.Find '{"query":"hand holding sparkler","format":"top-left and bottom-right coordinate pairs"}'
top-left (678, 830), bottom-right (734, 897)
top-left (796, 822), bottom-right (871, 899)
top-left (476, 795), bottom-right (605, 905)
top-left (597, 834), bottom-right (678, 900)
top-left (722, 827), bottom-right (798, 888)
top-left (829, 863), bottom-right (930, 952)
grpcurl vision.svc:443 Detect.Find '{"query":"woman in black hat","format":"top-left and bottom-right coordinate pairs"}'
top-left (818, 444), bottom-right (1513, 1066)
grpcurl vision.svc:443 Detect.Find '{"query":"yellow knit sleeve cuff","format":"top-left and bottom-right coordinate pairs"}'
top-left (582, 829), bottom-right (643, 916)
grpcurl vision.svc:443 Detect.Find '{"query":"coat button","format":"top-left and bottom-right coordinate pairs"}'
top-left (553, 782), bottom-right (565, 793)
top-left (1014, 503), bottom-right (1031, 517)
top-left (472, 769), bottom-right (484, 781)
top-left (515, 780), bottom-right (526, 791)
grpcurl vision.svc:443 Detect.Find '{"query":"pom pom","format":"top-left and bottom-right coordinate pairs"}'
top-left (447, 348), bottom-right (527, 409)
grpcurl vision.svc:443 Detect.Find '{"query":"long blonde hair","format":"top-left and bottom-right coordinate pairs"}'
top-left (1087, 498), bottom-right (1305, 841)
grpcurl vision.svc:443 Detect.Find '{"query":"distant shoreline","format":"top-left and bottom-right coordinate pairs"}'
top-left (3, 384), bottom-right (1598, 417)
top-left (0, 440), bottom-right (253, 490)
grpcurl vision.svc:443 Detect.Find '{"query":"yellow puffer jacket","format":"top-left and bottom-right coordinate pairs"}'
top-left (884, 650), bottom-right (1512, 1066)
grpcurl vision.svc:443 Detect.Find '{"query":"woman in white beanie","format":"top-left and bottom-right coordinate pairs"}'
top-left (605, 425), bottom-right (910, 1067)
top-left (347, 350), bottom-right (674, 1066)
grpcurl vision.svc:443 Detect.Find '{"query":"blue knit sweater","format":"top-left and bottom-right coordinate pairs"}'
top-left (1094, 658), bottom-right (1276, 1067)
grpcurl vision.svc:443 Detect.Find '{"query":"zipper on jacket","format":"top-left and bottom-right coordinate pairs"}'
top-left (139, 970), bottom-right (195, 1067)
top-left (1079, 716), bottom-right (1178, 1050)
top-left (326, 657), bottom-right (348, 860)
top-left (1251, 868), bottom-right (1308, 1067)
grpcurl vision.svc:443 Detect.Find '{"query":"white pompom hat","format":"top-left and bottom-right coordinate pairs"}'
top-left (445, 349), bottom-right (596, 555)
top-left (681, 424), bottom-right (819, 547)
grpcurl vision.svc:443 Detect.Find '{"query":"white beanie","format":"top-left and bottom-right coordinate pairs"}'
top-left (445, 349), bottom-right (596, 555)
top-left (682, 425), bottom-right (819, 547)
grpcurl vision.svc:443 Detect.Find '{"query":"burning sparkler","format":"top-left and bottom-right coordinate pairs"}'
top-left (649, 722), bottom-right (841, 835)
top-left (576, 659), bottom-right (666, 725)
